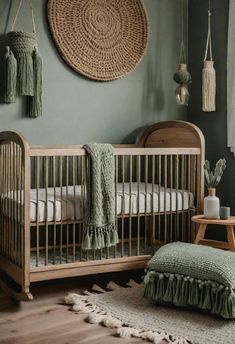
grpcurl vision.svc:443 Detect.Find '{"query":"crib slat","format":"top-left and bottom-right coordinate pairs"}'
top-left (8, 143), bottom-right (11, 261)
top-left (36, 157), bottom-right (40, 267)
top-left (121, 155), bottom-right (125, 257)
top-left (80, 156), bottom-right (84, 261)
top-left (170, 155), bottom-right (173, 242)
top-left (187, 155), bottom-right (191, 242)
top-left (6, 144), bottom-right (10, 260)
top-left (16, 145), bottom-right (20, 266)
top-left (0, 145), bottom-right (3, 256)
top-left (45, 156), bottom-right (49, 266)
top-left (53, 156), bottom-right (56, 264)
top-left (66, 156), bottom-right (69, 263)
top-left (175, 155), bottom-right (179, 241)
top-left (13, 143), bottom-right (16, 263)
top-left (11, 143), bottom-right (14, 263)
top-left (12, 143), bottom-right (16, 263)
top-left (181, 155), bottom-right (185, 241)
top-left (0, 145), bottom-right (2, 256)
top-left (144, 155), bottom-right (148, 253)
top-left (20, 148), bottom-right (24, 267)
top-left (72, 156), bottom-right (76, 262)
top-left (129, 155), bottom-right (132, 257)
top-left (3, 145), bottom-right (6, 258)
top-left (8, 144), bottom-right (11, 260)
top-left (137, 155), bottom-right (140, 256)
top-left (114, 155), bottom-right (118, 259)
top-left (0, 145), bottom-right (5, 255)
top-left (60, 156), bottom-right (63, 264)
top-left (85, 156), bottom-right (89, 262)
top-left (151, 155), bottom-right (155, 245)
top-left (158, 155), bottom-right (161, 242)
top-left (164, 155), bottom-right (167, 243)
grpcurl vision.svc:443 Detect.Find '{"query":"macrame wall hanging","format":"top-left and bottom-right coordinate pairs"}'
top-left (202, 0), bottom-right (216, 112)
top-left (47, 0), bottom-right (149, 81)
top-left (0, 0), bottom-right (42, 117)
top-left (173, 0), bottom-right (191, 106)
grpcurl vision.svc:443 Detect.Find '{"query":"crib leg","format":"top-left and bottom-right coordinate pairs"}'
top-left (0, 276), bottom-right (33, 302)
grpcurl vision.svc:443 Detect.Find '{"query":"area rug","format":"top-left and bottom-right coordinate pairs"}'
top-left (64, 280), bottom-right (235, 344)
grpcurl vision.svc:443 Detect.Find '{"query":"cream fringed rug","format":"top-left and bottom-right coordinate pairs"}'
top-left (64, 280), bottom-right (235, 344)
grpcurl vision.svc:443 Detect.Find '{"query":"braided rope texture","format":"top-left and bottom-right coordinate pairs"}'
top-left (47, 0), bottom-right (149, 81)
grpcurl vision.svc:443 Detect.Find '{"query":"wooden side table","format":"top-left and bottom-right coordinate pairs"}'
top-left (192, 215), bottom-right (235, 252)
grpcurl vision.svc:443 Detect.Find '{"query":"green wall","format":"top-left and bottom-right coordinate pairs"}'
top-left (0, 0), bottom-right (187, 145)
top-left (188, 0), bottom-right (231, 239)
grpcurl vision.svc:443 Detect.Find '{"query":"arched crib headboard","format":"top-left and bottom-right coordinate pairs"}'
top-left (137, 120), bottom-right (205, 149)
top-left (137, 120), bottom-right (205, 213)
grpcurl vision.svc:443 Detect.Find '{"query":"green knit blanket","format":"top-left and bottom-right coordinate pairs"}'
top-left (144, 242), bottom-right (235, 319)
top-left (82, 143), bottom-right (119, 250)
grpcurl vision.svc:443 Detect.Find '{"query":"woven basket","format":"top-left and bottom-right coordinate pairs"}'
top-left (47, 0), bottom-right (149, 81)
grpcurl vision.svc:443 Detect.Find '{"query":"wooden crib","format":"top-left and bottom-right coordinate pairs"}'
top-left (0, 121), bottom-right (205, 301)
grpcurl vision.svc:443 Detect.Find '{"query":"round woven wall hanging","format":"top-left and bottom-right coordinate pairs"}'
top-left (47, 0), bottom-right (149, 81)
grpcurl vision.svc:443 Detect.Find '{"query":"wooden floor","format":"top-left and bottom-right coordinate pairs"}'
top-left (0, 271), bottom-right (148, 344)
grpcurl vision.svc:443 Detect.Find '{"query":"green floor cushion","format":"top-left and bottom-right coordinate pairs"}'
top-left (143, 242), bottom-right (235, 319)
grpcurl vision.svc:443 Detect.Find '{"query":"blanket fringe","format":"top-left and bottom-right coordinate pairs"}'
top-left (64, 281), bottom-right (192, 344)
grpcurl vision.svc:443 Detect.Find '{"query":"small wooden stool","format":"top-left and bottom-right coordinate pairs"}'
top-left (192, 215), bottom-right (235, 252)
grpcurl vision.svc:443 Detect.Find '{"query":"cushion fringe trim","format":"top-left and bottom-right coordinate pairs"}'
top-left (143, 270), bottom-right (235, 319)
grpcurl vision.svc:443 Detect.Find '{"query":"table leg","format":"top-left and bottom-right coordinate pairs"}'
top-left (194, 224), bottom-right (207, 244)
top-left (226, 225), bottom-right (235, 252)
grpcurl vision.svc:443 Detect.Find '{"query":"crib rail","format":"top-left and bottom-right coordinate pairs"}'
top-left (0, 132), bottom-right (30, 291)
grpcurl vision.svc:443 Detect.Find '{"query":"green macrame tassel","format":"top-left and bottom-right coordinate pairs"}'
top-left (4, 46), bottom-right (17, 103)
top-left (178, 277), bottom-right (189, 306)
top-left (110, 229), bottom-right (119, 246)
top-left (100, 232), bottom-right (105, 248)
top-left (173, 64), bottom-right (192, 85)
top-left (105, 231), bottom-right (111, 248)
top-left (173, 275), bottom-right (183, 305)
top-left (211, 285), bottom-right (223, 314)
top-left (143, 271), bottom-right (156, 299)
top-left (17, 51), bottom-right (34, 96)
top-left (163, 274), bottom-right (175, 303)
top-left (82, 230), bottom-right (91, 250)
top-left (198, 281), bottom-right (205, 309)
top-left (189, 278), bottom-right (199, 306)
top-left (220, 287), bottom-right (231, 319)
top-left (155, 274), bottom-right (165, 299)
top-left (29, 49), bottom-right (42, 117)
top-left (202, 281), bottom-right (212, 310)
top-left (93, 232), bottom-right (98, 250)
top-left (97, 230), bottom-right (102, 250)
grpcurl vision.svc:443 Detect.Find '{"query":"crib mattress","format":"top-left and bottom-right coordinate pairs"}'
top-left (2, 183), bottom-right (194, 223)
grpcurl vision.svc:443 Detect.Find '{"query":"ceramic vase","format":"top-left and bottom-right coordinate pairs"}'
top-left (204, 188), bottom-right (220, 219)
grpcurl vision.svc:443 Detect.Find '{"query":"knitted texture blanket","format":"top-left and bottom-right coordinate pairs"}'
top-left (82, 143), bottom-right (118, 250)
top-left (144, 242), bottom-right (235, 319)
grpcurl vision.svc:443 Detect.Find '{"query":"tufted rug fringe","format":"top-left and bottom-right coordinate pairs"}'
top-left (64, 280), bottom-right (235, 344)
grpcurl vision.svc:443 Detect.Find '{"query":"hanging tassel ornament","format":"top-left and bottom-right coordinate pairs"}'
top-left (1, 0), bottom-right (42, 117)
top-left (174, 63), bottom-right (191, 106)
top-left (202, 1), bottom-right (216, 112)
top-left (28, 48), bottom-right (42, 117)
top-left (3, 46), bottom-right (17, 103)
top-left (173, 1), bottom-right (191, 106)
